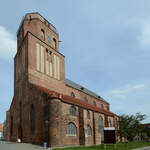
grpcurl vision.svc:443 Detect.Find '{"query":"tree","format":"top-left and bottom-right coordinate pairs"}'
top-left (118, 113), bottom-right (146, 141)
top-left (2, 120), bottom-right (7, 140)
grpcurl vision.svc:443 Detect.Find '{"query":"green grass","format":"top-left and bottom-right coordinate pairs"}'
top-left (53, 142), bottom-right (150, 150)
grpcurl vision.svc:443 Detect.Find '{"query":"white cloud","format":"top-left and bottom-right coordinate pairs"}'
top-left (0, 25), bottom-right (17, 61)
top-left (108, 84), bottom-right (146, 100)
top-left (138, 18), bottom-right (150, 49)
top-left (101, 83), bottom-right (150, 123)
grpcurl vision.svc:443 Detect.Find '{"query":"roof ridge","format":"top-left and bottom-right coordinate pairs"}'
top-left (66, 79), bottom-right (109, 104)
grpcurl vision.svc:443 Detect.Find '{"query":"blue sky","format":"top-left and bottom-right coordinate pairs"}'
top-left (0, 0), bottom-right (150, 123)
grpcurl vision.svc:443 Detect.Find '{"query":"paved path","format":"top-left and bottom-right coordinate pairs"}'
top-left (0, 142), bottom-right (47, 150)
top-left (135, 146), bottom-right (150, 150)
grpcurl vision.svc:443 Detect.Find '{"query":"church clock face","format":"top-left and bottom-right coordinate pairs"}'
top-left (47, 34), bottom-right (51, 43)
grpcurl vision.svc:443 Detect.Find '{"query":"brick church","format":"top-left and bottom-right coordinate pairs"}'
top-left (6, 12), bottom-right (119, 147)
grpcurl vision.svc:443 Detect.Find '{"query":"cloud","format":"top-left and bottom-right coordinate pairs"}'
top-left (138, 18), bottom-right (150, 49)
top-left (0, 26), bottom-right (17, 61)
top-left (101, 83), bottom-right (150, 123)
top-left (109, 84), bottom-right (146, 100)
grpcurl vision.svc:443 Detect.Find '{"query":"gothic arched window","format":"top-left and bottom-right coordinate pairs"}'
top-left (98, 116), bottom-right (103, 132)
top-left (71, 92), bottom-right (75, 98)
top-left (87, 125), bottom-right (92, 136)
top-left (66, 122), bottom-right (77, 136)
top-left (98, 116), bottom-right (104, 141)
top-left (87, 110), bottom-right (90, 119)
top-left (70, 106), bottom-right (76, 116)
top-left (30, 104), bottom-right (35, 132)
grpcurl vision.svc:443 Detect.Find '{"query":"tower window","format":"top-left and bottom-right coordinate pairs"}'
top-left (47, 34), bottom-right (51, 43)
top-left (46, 49), bottom-right (53, 77)
top-left (36, 43), bottom-right (45, 73)
top-left (53, 38), bottom-right (57, 49)
top-left (53, 54), bottom-right (60, 80)
top-left (41, 29), bottom-right (45, 40)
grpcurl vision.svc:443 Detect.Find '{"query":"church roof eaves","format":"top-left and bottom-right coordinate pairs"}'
top-left (33, 84), bottom-right (118, 117)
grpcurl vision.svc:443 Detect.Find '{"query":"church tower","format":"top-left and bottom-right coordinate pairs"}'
top-left (11, 12), bottom-right (66, 144)
top-left (15, 12), bottom-right (66, 95)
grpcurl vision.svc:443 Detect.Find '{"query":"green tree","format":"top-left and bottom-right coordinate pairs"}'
top-left (118, 113), bottom-right (146, 141)
top-left (2, 120), bottom-right (7, 140)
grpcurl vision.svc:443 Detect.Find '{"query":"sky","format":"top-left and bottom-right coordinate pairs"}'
top-left (0, 0), bottom-right (150, 123)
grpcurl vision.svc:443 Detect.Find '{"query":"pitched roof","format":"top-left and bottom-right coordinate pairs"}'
top-left (34, 84), bottom-right (118, 117)
top-left (66, 79), bottom-right (109, 104)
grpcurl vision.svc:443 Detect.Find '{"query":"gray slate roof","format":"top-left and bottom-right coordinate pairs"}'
top-left (66, 79), bottom-right (109, 104)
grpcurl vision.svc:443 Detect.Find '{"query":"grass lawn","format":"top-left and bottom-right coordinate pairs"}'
top-left (53, 142), bottom-right (150, 150)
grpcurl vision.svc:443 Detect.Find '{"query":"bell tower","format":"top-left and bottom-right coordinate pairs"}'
top-left (15, 12), bottom-right (66, 94)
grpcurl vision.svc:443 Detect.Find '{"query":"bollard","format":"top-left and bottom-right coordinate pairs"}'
top-left (44, 142), bottom-right (47, 149)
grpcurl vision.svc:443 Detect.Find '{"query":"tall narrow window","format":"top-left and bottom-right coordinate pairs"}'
top-left (10, 116), bottom-right (13, 136)
top-left (109, 119), bottom-right (112, 127)
top-left (30, 104), bottom-right (35, 132)
top-left (70, 106), bottom-right (76, 116)
top-left (87, 110), bottom-right (90, 119)
top-left (53, 54), bottom-right (60, 80)
top-left (53, 38), bottom-right (57, 49)
top-left (84, 97), bottom-right (88, 102)
top-left (87, 125), bottom-right (92, 136)
top-left (66, 122), bottom-right (76, 136)
top-left (98, 116), bottom-right (104, 141)
top-left (36, 43), bottom-right (44, 73)
top-left (22, 44), bottom-right (25, 71)
top-left (46, 49), bottom-right (53, 77)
